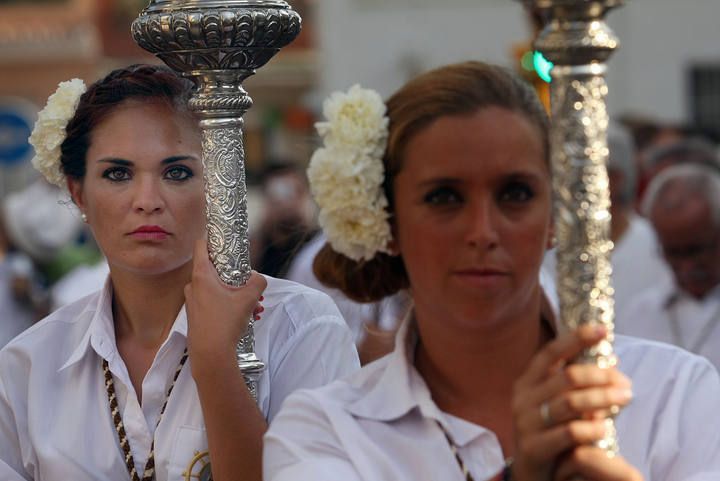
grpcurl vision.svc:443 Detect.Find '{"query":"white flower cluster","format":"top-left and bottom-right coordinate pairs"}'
top-left (308, 85), bottom-right (393, 262)
top-left (29, 78), bottom-right (87, 188)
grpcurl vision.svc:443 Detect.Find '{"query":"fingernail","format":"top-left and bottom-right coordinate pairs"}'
top-left (259, 296), bottom-right (265, 301)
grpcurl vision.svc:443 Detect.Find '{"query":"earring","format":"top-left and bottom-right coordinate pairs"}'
top-left (81, 213), bottom-right (88, 223)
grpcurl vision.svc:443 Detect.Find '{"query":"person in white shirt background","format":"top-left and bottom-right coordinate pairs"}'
top-left (543, 122), bottom-right (673, 322)
top-left (617, 162), bottom-right (720, 370)
top-left (286, 231), bottom-right (412, 364)
top-left (0, 64), bottom-right (359, 481)
top-left (0, 179), bottom-right (86, 330)
top-left (0, 196), bottom-right (39, 346)
top-left (637, 137), bottom-right (719, 203)
top-left (264, 61), bottom-right (720, 481)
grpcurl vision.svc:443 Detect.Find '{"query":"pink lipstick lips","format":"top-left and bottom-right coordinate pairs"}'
top-left (129, 225), bottom-right (170, 241)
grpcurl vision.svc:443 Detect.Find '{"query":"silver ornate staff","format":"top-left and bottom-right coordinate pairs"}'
top-left (522, 0), bottom-right (623, 458)
top-left (131, 0), bottom-right (301, 400)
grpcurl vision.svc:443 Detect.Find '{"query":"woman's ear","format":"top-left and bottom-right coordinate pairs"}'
top-left (66, 177), bottom-right (85, 212)
top-left (545, 220), bottom-right (556, 250)
top-left (387, 237), bottom-right (400, 256)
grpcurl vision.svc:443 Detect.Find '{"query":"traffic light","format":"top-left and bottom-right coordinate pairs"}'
top-left (533, 51), bottom-right (554, 83)
top-left (512, 42), bottom-right (552, 111)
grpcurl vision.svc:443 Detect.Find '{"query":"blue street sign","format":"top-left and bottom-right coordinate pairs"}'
top-left (0, 99), bottom-right (37, 167)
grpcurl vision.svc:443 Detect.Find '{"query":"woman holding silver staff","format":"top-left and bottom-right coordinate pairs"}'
top-left (0, 64), bottom-right (359, 481)
top-left (263, 62), bottom-right (720, 481)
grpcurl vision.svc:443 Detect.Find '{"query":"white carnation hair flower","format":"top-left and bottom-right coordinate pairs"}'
top-left (29, 78), bottom-right (87, 188)
top-left (308, 84), bottom-right (393, 262)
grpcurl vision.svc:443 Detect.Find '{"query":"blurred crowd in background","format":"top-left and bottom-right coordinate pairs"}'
top-left (2, 0), bottom-right (720, 368)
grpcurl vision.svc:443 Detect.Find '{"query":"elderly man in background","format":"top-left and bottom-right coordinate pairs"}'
top-left (544, 123), bottom-right (672, 320)
top-left (617, 163), bottom-right (720, 370)
top-left (638, 137), bottom-right (719, 204)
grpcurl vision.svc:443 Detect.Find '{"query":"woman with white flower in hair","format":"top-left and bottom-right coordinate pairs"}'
top-left (263, 61), bottom-right (720, 481)
top-left (0, 64), bottom-right (359, 481)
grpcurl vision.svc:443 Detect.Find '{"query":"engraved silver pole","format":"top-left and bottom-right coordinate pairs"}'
top-left (522, 0), bottom-right (624, 459)
top-left (131, 1), bottom-right (301, 400)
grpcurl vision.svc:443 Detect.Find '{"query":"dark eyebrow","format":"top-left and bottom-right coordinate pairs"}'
top-left (417, 171), bottom-right (545, 188)
top-left (418, 177), bottom-right (462, 188)
top-left (503, 171), bottom-right (545, 184)
top-left (98, 158), bottom-right (132, 166)
top-left (97, 155), bottom-right (199, 166)
top-left (161, 155), bottom-right (200, 165)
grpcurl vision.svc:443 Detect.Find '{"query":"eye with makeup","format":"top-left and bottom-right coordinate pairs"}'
top-left (423, 185), bottom-right (463, 207)
top-left (102, 166), bottom-right (131, 182)
top-left (164, 165), bottom-right (194, 182)
top-left (497, 179), bottom-right (535, 204)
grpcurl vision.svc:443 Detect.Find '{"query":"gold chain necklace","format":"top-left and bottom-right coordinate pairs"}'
top-left (103, 349), bottom-right (188, 481)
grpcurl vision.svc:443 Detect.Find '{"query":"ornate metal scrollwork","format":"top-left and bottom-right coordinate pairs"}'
top-left (132, 1), bottom-right (302, 399)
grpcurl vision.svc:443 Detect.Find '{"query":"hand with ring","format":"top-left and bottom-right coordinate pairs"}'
top-left (509, 324), bottom-right (642, 481)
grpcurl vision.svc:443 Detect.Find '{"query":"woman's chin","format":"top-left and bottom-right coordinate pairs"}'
top-left (110, 256), bottom-right (193, 279)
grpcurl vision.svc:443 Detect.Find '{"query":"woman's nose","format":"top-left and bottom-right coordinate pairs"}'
top-left (131, 176), bottom-right (165, 214)
top-left (465, 199), bottom-right (500, 249)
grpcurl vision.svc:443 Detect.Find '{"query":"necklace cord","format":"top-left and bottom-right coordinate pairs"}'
top-left (103, 349), bottom-right (188, 481)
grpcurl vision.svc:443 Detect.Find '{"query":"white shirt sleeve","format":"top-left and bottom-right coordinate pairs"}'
top-left (617, 337), bottom-right (720, 481)
top-left (264, 390), bottom-right (363, 481)
top-left (0, 352), bottom-right (34, 480)
top-left (267, 317), bottom-right (359, 422)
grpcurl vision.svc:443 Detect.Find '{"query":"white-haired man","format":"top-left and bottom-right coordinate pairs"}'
top-left (617, 162), bottom-right (720, 370)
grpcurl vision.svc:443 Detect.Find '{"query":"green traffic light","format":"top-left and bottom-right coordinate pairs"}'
top-left (533, 51), bottom-right (554, 83)
top-left (521, 51), bottom-right (535, 71)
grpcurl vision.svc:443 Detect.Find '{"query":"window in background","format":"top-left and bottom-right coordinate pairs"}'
top-left (690, 64), bottom-right (720, 142)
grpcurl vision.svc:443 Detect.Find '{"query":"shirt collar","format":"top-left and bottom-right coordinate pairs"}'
top-left (58, 276), bottom-right (113, 372)
top-left (346, 287), bottom-right (558, 445)
top-left (58, 276), bottom-right (189, 372)
top-left (346, 314), bottom-right (494, 447)
top-left (345, 313), bottom-right (423, 419)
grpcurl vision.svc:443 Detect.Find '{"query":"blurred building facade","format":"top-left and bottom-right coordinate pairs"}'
top-left (2, 0), bottom-right (720, 237)
top-left (316, 0), bottom-right (720, 134)
top-left (0, 0), bottom-right (320, 197)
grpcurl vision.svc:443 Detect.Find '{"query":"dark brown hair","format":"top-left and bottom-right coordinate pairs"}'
top-left (60, 64), bottom-right (195, 181)
top-left (313, 61), bottom-right (549, 303)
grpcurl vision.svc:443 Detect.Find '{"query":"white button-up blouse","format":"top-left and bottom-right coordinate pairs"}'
top-left (0, 275), bottom-right (360, 480)
top-left (264, 319), bottom-right (720, 481)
